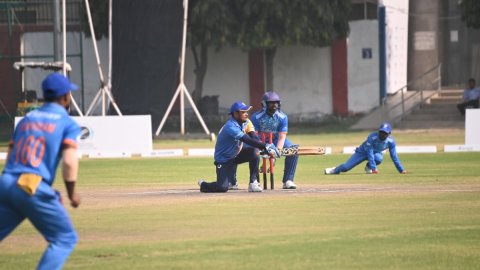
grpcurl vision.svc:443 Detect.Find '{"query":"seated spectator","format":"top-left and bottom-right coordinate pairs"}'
top-left (457, 78), bottom-right (480, 115)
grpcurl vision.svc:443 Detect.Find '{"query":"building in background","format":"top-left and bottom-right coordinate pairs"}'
top-left (1, 0), bottom-right (479, 129)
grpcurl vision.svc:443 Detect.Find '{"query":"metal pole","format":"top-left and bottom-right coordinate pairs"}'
top-left (179, 0), bottom-right (189, 134)
top-left (62, 0), bottom-right (83, 116)
top-left (84, 0), bottom-right (122, 116)
top-left (438, 63), bottom-right (442, 90)
top-left (155, 85), bottom-right (182, 136)
top-left (108, 0), bottom-right (112, 88)
top-left (155, 0), bottom-right (212, 138)
top-left (105, 0), bottom-right (112, 116)
top-left (378, 5), bottom-right (387, 106)
top-left (62, 0), bottom-right (66, 74)
top-left (401, 88), bottom-right (405, 118)
top-left (53, 0), bottom-right (62, 61)
top-left (84, 0), bottom-right (105, 85)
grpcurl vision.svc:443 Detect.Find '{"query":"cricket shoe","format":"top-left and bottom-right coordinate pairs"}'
top-left (283, 180), bottom-right (297, 189)
top-left (324, 167), bottom-right (337, 175)
top-left (248, 181), bottom-right (263, 192)
top-left (228, 183), bottom-right (239, 190)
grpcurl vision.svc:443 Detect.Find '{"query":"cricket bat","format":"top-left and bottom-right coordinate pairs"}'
top-left (280, 145), bottom-right (326, 156)
top-left (262, 145), bottom-right (326, 157)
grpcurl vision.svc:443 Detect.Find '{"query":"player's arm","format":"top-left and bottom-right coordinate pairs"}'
top-left (276, 132), bottom-right (287, 150)
top-left (244, 119), bottom-right (259, 140)
top-left (240, 134), bottom-right (266, 150)
top-left (365, 137), bottom-right (377, 171)
top-left (6, 139), bottom-right (14, 161)
top-left (276, 114), bottom-right (288, 149)
top-left (248, 131), bottom-right (259, 140)
top-left (62, 137), bottom-right (81, 208)
top-left (388, 141), bottom-right (406, 173)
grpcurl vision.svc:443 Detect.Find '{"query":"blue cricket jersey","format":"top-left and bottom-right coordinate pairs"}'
top-left (356, 132), bottom-right (404, 172)
top-left (214, 117), bottom-right (248, 163)
top-left (250, 109), bottom-right (288, 144)
top-left (3, 103), bottom-right (81, 185)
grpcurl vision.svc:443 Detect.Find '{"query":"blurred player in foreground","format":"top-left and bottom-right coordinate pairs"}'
top-left (324, 122), bottom-right (407, 175)
top-left (250, 91), bottom-right (299, 189)
top-left (198, 101), bottom-right (280, 193)
top-left (0, 73), bottom-right (81, 270)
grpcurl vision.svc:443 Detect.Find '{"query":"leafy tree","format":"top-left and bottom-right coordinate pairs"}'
top-left (460, 0), bottom-right (480, 29)
top-left (81, 0), bottom-right (108, 39)
top-left (230, 0), bottom-right (351, 90)
top-left (188, 0), bottom-right (234, 103)
top-left (83, 0), bottom-right (351, 101)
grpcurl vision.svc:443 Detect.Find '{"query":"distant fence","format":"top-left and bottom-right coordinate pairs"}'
top-left (0, 0), bottom-right (83, 25)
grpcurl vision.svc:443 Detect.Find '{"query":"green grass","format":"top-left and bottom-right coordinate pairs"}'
top-left (1, 129), bottom-right (479, 269)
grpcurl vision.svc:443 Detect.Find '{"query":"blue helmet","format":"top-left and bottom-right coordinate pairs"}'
top-left (262, 91), bottom-right (281, 107)
top-left (378, 122), bottom-right (392, 134)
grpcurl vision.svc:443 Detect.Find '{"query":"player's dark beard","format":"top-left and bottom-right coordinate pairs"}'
top-left (379, 131), bottom-right (388, 141)
top-left (266, 103), bottom-right (279, 116)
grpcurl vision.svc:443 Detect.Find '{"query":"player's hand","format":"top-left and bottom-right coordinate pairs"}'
top-left (401, 170), bottom-right (407, 174)
top-left (69, 192), bottom-right (81, 208)
top-left (371, 169), bottom-right (379, 174)
top-left (266, 143), bottom-right (281, 158)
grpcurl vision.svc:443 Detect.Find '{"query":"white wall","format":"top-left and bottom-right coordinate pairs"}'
top-left (184, 47), bottom-right (249, 114)
top-left (22, 21), bottom-right (386, 118)
top-left (274, 46), bottom-right (332, 118)
top-left (384, 0), bottom-right (409, 94)
top-left (184, 45), bottom-right (332, 118)
top-left (347, 20), bottom-right (380, 113)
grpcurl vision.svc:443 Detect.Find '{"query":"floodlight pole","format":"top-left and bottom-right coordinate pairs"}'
top-left (155, 0), bottom-right (212, 138)
top-left (84, 0), bottom-right (122, 116)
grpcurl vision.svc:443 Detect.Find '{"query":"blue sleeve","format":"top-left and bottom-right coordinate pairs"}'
top-left (365, 134), bottom-right (377, 170)
top-left (225, 121), bottom-right (244, 141)
top-left (62, 118), bottom-right (81, 148)
top-left (388, 139), bottom-right (404, 173)
top-left (278, 114), bottom-right (288, 133)
top-left (240, 134), bottom-right (266, 150)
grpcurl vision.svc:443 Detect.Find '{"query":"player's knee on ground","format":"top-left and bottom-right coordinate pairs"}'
top-left (217, 181), bottom-right (229, 192)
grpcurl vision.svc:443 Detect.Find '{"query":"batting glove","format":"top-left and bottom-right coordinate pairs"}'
top-left (265, 143), bottom-right (281, 158)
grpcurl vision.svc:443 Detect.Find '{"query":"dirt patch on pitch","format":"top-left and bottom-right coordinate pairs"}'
top-left (78, 183), bottom-right (480, 208)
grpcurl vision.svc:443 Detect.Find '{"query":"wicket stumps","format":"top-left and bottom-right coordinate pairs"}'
top-left (261, 132), bottom-right (275, 190)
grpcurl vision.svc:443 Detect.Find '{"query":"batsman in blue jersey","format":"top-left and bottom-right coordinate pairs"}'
top-left (324, 122), bottom-right (407, 175)
top-left (198, 101), bottom-right (280, 193)
top-left (250, 91), bottom-right (298, 189)
top-left (0, 73), bottom-right (81, 270)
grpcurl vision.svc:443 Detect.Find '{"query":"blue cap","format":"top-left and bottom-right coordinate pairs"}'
top-left (230, 101), bottom-right (252, 114)
top-left (379, 122), bottom-right (392, 134)
top-left (42, 73), bottom-right (78, 98)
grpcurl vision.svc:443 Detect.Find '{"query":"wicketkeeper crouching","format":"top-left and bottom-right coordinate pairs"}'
top-left (198, 101), bottom-right (280, 193)
top-left (324, 122), bottom-right (407, 175)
